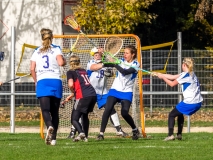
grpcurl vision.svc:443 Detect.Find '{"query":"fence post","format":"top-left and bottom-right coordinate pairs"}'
top-left (10, 26), bottom-right (15, 133)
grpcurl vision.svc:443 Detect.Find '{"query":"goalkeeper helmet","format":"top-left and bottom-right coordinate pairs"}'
top-left (90, 47), bottom-right (98, 56)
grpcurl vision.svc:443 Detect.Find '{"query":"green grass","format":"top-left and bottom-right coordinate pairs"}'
top-left (0, 133), bottom-right (212, 160)
top-left (0, 121), bottom-right (40, 126)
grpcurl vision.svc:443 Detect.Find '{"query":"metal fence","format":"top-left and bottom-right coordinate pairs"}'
top-left (142, 50), bottom-right (213, 111)
top-left (1, 50), bottom-right (213, 109)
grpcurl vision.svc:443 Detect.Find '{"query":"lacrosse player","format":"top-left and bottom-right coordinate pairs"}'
top-left (97, 45), bottom-right (140, 140)
top-left (66, 55), bottom-right (97, 142)
top-left (156, 57), bottom-right (203, 141)
top-left (67, 47), bottom-right (128, 139)
top-left (30, 28), bottom-right (66, 145)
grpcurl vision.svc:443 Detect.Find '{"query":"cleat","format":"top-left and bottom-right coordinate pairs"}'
top-left (67, 131), bottom-right (76, 139)
top-left (50, 140), bottom-right (56, 146)
top-left (132, 129), bottom-right (140, 140)
top-left (175, 134), bottom-right (182, 140)
top-left (45, 126), bottom-right (54, 145)
top-left (96, 134), bottom-right (104, 140)
top-left (73, 133), bottom-right (85, 142)
top-left (116, 129), bottom-right (129, 137)
top-left (164, 135), bottom-right (175, 141)
top-left (83, 137), bottom-right (88, 142)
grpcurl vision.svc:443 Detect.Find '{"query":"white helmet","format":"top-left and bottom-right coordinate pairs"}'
top-left (90, 47), bottom-right (99, 56)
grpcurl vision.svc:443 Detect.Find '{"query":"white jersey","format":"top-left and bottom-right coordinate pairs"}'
top-left (86, 59), bottom-right (108, 95)
top-left (176, 72), bottom-right (203, 104)
top-left (30, 44), bottom-right (62, 81)
top-left (111, 58), bottom-right (139, 93)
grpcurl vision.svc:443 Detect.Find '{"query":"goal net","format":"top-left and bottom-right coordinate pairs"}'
top-left (18, 34), bottom-right (144, 139)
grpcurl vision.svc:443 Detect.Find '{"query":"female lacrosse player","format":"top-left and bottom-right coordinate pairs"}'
top-left (67, 47), bottom-right (128, 139)
top-left (66, 55), bottom-right (96, 142)
top-left (88, 47), bottom-right (128, 136)
top-left (156, 57), bottom-right (203, 141)
top-left (97, 45), bottom-right (140, 140)
top-left (30, 28), bottom-right (66, 145)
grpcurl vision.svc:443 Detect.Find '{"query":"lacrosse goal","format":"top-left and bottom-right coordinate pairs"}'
top-left (19, 34), bottom-right (145, 138)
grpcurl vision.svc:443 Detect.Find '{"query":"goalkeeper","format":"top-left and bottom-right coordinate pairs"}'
top-left (67, 47), bottom-right (128, 139)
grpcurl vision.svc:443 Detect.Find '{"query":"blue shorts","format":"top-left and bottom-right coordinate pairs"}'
top-left (36, 79), bottom-right (62, 98)
top-left (97, 94), bottom-right (108, 109)
top-left (108, 89), bottom-right (132, 102)
top-left (176, 101), bottom-right (202, 116)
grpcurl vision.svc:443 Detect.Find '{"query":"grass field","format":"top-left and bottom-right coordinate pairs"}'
top-left (0, 133), bottom-right (212, 160)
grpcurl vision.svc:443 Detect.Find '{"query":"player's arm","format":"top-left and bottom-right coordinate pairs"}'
top-left (114, 64), bottom-right (136, 76)
top-left (68, 78), bottom-right (75, 93)
top-left (157, 73), bottom-right (180, 80)
top-left (30, 60), bottom-right (37, 83)
top-left (158, 74), bottom-right (179, 87)
top-left (90, 63), bottom-right (103, 71)
top-left (0, 82), bottom-right (2, 86)
top-left (56, 55), bottom-right (66, 66)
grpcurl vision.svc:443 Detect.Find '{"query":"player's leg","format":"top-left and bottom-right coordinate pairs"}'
top-left (49, 96), bottom-right (61, 145)
top-left (39, 96), bottom-right (54, 145)
top-left (97, 96), bottom-right (118, 140)
top-left (109, 108), bottom-right (128, 137)
top-left (71, 109), bottom-right (85, 141)
top-left (120, 100), bottom-right (139, 140)
top-left (81, 96), bottom-right (96, 142)
top-left (67, 125), bottom-right (77, 139)
top-left (176, 114), bottom-right (184, 140)
top-left (164, 107), bottom-right (182, 141)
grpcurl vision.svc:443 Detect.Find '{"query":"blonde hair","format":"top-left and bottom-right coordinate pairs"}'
top-left (69, 55), bottom-right (82, 70)
top-left (182, 57), bottom-right (195, 75)
top-left (40, 28), bottom-right (53, 53)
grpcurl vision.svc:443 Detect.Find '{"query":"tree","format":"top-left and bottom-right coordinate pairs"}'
top-left (135, 0), bottom-right (213, 49)
top-left (71, 0), bottom-right (156, 34)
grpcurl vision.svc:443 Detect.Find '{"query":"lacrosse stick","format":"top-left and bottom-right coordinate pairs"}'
top-left (66, 33), bottom-right (90, 57)
top-left (2, 73), bottom-right (31, 85)
top-left (102, 52), bottom-right (155, 75)
top-left (104, 36), bottom-right (123, 56)
top-left (64, 15), bottom-right (97, 47)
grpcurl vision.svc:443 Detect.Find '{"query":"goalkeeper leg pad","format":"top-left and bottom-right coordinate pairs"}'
top-left (110, 113), bottom-right (120, 127)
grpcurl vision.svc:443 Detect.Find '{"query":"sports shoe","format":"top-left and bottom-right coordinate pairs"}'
top-left (164, 135), bottom-right (175, 141)
top-left (50, 140), bottom-right (56, 146)
top-left (45, 126), bottom-right (54, 145)
top-left (83, 137), bottom-right (88, 142)
top-left (175, 134), bottom-right (182, 140)
top-left (116, 129), bottom-right (129, 137)
top-left (132, 129), bottom-right (140, 140)
top-left (67, 130), bottom-right (76, 139)
top-left (73, 133), bottom-right (86, 142)
top-left (96, 134), bottom-right (104, 140)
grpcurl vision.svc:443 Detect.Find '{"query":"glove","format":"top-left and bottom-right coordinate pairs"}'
top-left (104, 69), bottom-right (114, 77)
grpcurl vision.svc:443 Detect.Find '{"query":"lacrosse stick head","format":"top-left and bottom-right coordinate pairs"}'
top-left (104, 36), bottom-right (123, 56)
top-left (102, 52), bottom-right (121, 65)
top-left (64, 15), bottom-right (81, 32)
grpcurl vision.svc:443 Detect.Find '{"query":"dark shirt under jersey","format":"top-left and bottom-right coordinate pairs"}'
top-left (67, 69), bottom-right (96, 99)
